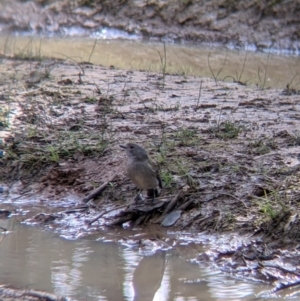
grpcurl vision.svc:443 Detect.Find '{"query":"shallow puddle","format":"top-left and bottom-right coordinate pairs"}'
top-left (0, 218), bottom-right (291, 301)
top-left (1, 35), bottom-right (299, 89)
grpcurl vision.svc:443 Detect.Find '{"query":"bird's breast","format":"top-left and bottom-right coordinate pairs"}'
top-left (127, 162), bottom-right (158, 189)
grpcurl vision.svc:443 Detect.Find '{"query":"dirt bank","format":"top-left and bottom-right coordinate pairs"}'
top-left (0, 0), bottom-right (299, 51)
top-left (1, 57), bottom-right (299, 234)
top-left (1, 55), bottom-right (300, 288)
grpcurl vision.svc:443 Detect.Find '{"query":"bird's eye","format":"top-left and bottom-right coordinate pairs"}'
top-left (129, 145), bottom-right (134, 149)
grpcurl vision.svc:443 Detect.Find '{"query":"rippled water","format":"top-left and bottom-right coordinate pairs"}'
top-left (1, 35), bottom-right (299, 89)
top-left (0, 218), bottom-right (287, 301)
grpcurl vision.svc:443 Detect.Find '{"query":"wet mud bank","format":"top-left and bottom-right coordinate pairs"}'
top-left (0, 0), bottom-right (299, 52)
top-left (1, 55), bottom-right (300, 289)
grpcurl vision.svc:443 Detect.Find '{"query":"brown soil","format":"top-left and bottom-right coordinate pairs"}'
top-left (0, 0), bottom-right (299, 51)
top-left (1, 56), bottom-right (300, 234)
top-left (1, 56), bottom-right (300, 287)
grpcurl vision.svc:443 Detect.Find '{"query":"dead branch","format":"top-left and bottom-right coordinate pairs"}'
top-left (87, 203), bottom-right (129, 225)
top-left (272, 279), bottom-right (300, 293)
top-left (82, 175), bottom-right (116, 203)
top-left (178, 198), bottom-right (194, 210)
top-left (108, 214), bottom-right (133, 226)
top-left (162, 189), bottom-right (184, 216)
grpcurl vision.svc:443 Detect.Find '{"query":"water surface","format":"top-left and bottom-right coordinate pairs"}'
top-left (0, 218), bottom-right (286, 301)
top-left (1, 36), bottom-right (299, 89)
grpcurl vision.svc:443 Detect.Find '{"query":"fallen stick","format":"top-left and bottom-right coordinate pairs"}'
top-left (179, 212), bottom-right (203, 230)
top-left (272, 279), bottom-right (300, 293)
top-left (0, 285), bottom-right (69, 301)
top-left (162, 189), bottom-right (184, 216)
top-left (261, 263), bottom-right (300, 277)
top-left (87, 203), bottom-right (129, 225)
top-left (82, 175), bottom-right (116, 203)
top-left (178, 198), bottom-right (194, 210)
top-left (108, 214), bottom-right (133, 226)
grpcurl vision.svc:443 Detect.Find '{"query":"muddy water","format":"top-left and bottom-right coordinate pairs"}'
top-left (0, 218), bottom-right (283, 301)
top-left (1, 35), bottom-right (299, 89)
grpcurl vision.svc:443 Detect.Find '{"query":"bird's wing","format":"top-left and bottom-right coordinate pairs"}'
top-left (148, 159), bottom-right (163, 188)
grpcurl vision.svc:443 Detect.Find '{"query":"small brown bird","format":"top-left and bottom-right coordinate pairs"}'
top-left (120, 143), bottom-right (162, 205)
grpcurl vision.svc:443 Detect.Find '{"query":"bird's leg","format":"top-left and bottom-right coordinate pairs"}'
top-left (134, 189), bottom-right (142, 204)
top-left (146, 188), bottom-right (158, 205)
top-left (151, 193), bottom-right (155, 206)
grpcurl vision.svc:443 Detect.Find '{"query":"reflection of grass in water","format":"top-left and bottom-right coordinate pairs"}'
top-left (207, 48), bottom-right (275, 89)
top-left (157, 41), bottom-right (167, 89)
top-left (208, 50), bottom-right (228, 85)
top-left (4, 36), bottom-right (44, 60)
top-left (257, 49), bottom-right (271, 89)
top-left (223, 51), bottom-right (248, 85)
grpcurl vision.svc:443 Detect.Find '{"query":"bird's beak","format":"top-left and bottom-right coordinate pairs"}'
top-left (120, 144), bottom-right (126, 149)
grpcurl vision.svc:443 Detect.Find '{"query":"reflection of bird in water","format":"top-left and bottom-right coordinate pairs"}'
top-left (132, 251), bottom-right (166, 301)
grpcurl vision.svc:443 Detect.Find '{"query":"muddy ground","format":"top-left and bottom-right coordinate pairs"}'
top-left (1, 55), bottom-right (300, 293)
top-left (0, 1), bottom-right (299, 299)
top-left (0, 0), bottom-right (299, 51)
